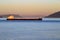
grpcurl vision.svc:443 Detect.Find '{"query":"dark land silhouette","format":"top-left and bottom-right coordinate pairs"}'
top-left (45, 11), bottom-right (60, 18)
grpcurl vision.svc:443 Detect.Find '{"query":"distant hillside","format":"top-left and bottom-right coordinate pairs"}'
top-left (0, 14), bottom-right (21, 18)
top-left (45, 11), bottom-right (60, 18)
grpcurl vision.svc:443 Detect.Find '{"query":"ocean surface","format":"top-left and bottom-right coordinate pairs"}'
top-left (0, 20), bottom-right (60, 40)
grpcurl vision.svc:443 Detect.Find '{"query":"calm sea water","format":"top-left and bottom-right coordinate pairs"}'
top-left (0, 20), bottom-right (60, 40)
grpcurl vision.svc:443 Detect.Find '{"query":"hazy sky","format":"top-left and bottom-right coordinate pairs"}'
top-left (0, 0), bottom-right (60, 17)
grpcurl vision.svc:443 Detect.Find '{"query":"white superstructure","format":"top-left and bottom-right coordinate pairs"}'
top-left (0, 18), bottom-right (7, 20)
top-left (42, 18), bottom-right (60, 21)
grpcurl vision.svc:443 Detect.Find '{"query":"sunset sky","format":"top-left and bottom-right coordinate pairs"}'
top-left (0, 0), bottom-right (60, 17)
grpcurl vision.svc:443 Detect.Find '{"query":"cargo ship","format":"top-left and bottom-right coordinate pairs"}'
top-left (0, 16), bottom-right (42, 20)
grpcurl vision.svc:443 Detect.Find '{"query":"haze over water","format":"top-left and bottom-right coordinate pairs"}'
top-left (0, 0), bottom-right (60, 40)
top-left (0, 0), bottom-right (60, 17)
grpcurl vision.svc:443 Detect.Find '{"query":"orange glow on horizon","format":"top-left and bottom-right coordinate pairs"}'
top-left (7, 16), bottom-right (14, 19)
